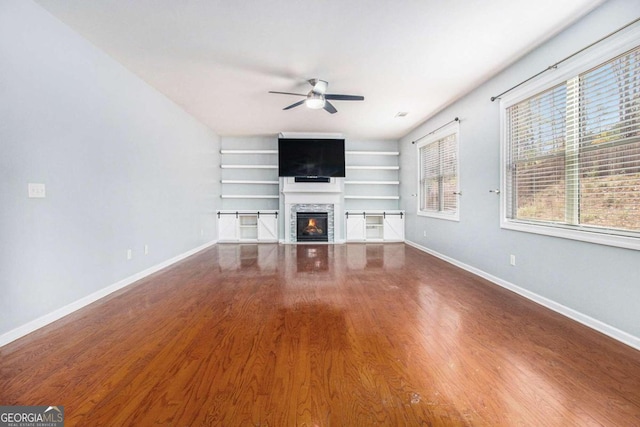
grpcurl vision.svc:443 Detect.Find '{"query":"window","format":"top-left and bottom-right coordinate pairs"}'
top-left (418, 123), bottom-right (459, 220)
top-left (502, 37), bottom-right (640, 250)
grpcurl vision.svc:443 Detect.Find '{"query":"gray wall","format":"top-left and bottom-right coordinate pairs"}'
top-left (400, 0), bottom-right (640, 343)
top-left (0, 1), bottom-right (220, 336)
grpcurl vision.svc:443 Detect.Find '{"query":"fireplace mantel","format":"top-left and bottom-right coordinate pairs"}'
top-left (281, 177), bottom-right (342, 195)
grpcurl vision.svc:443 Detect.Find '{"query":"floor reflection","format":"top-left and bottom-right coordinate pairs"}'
top-left (296, 245), bottom-right (329, 272)
top-left (346, 243), bottom-right (406, 270)
top-left (366, 245), bottom-right (384, 268)
top-left (216, 244), bottom-right (278, 273)
top-left (239, 244), bottom-right (258, 268)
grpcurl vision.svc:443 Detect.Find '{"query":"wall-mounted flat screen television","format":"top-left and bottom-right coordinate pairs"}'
top-left (278, 138), bottom-right (346, 177)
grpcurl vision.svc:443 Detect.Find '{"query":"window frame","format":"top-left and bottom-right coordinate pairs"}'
top-left (416, 121), bottom-right (460, 221)
top-left (499, 25), bottom-right (640, 251)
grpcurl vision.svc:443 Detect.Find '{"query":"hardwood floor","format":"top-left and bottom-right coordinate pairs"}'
top-left (1, 243), bottom-right (639, 426)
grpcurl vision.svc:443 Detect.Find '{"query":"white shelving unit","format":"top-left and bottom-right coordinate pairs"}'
top-left (345, 181), bottom-right (400, 185)
top-left (345, 211), bottom-right (405, 242)
top-left (217, 211), bottom-right (278, 242)
top-left (344, 195), bottom-right (400, 200)
top-left (221, 180), bottom-right (279, 185)
top-left (365, 215), bottom-right (384, 240)
top-left (219, 147), bottom-right (279, 209)
top-left (345, 165), bottom-right (400, 170)
top-left (238, 214), bottom-right (258, 240)
top-left (220, 195), bottom-right (279, 199)
top-left (344, 148), bottom-right (400, 210)
top-left (218, 139), bottom-right (401, 240)
top-left (346, 151), bottom-right (399, 156)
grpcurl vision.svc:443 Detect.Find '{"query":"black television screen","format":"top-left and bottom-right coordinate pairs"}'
top-left (278, 138), bottom-right (346, 177)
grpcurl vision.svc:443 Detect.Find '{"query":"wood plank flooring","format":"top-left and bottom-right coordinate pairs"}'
top-left (1, 243), bottom-right (639, 426)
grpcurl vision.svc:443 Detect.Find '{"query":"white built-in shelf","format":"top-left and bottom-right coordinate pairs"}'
top-left (221, 180), bottom-right (279, 185)
top-left (346, 151), bottom-right (399, 156)
top-left (345, 180), bottom-right (400, 185)
top-left (345, 210), bottom-right (405, 242)
top-left (220, 165), bottom-right (278, 169)
top-left (365, 215), bottom-right (385, 239)
top-left (344, 195), bottom-right (400, 200)
top-left (217, 210), bottom-right (278, 242)
top-left (219, 145), bottom-right (401, 208)
top-left (220, 146), bottom-right (278, 205)
top-left (346, 166), bottom-right (400, 170)
top-left (345, 149), bottom-right (400, 203)
top-left (220, 195), bottom-right (280, 199)
top-left (220, 149), bottom-right (278, 154)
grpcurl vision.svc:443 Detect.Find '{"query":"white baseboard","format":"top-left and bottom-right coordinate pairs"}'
top-left (405, 240), bottom-right (640, 352)
top-left (0, 240), bottom-right (217, 348)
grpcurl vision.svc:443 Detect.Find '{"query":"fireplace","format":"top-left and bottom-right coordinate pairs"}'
top-left (296, 212), bottom-right (329, 242)
top-left (282, 177), bottom-right (342, 243)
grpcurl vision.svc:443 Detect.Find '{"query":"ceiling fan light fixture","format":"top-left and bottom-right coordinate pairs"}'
top-left (305, 96), bottom-right (325, 109)
top-left (270, 79), bottom-right (363, 114)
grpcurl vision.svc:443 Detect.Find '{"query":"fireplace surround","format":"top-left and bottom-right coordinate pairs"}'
top-left (281, 177), bottom-right (343, 243)
top-left (289, 203), bottom-right (335, 243)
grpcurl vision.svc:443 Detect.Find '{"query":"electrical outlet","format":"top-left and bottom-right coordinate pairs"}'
top-left (28, 183), bottom-right (46, 198)
top-left (510, 254), bottom-right (516, 266)
top-left (423, 230), bottom-right (427, 237)
top-left (144, 245), bottom-right (149, 255)
top-left (127, 249), bottom-right (132, 260)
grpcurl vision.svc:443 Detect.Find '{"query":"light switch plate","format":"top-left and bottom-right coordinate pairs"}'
top-left (28, 183), bottom-right (46, 198)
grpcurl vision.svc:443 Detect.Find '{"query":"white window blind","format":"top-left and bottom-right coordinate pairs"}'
top-left (505, 45), bottom-right (640, 238)
top-left (419, 131), bottom-right (458, 218)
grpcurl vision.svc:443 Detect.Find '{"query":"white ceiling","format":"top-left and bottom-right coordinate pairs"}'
top-left (34, 0), bottom-right (603, 139)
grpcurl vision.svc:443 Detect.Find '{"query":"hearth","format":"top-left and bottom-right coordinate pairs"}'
top-left (296, 212), bottom-right (329, 242)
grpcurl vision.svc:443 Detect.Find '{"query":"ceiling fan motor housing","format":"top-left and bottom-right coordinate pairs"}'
top-left (309, 79), bottom-right (328, 94)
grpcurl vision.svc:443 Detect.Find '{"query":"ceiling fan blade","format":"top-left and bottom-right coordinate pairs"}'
top-left (268, 91), bottom-right (307, 97)
top-left (283, 100), bottom-right (306, 110)
top-left (323, 101), bottom-right (337, 114)
top-left (325, 94), bottom-right (364, 101)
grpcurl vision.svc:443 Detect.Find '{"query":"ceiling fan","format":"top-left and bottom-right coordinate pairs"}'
top-left (269, 79), bottom-right (364, 114)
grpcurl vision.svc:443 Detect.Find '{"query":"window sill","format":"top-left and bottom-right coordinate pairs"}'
top-left (501, 219), bottom-right (640, 251)
top-left (418, 211), bottom-right (460, 222)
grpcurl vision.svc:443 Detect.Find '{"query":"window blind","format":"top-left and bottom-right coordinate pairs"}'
top-left (420, 133), bottom-right (458, 214)
top-left (506, 45), bottom-right (640, 235)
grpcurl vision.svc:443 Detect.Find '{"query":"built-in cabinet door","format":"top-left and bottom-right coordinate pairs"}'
top-left (218, 214), bottom-right (238, 242)
top-left (258, 215), bottom-right (278, 241)
top-left (383, 215), bottom-right (404, 241)
top-left (346, 215), bottom-right (366, 241)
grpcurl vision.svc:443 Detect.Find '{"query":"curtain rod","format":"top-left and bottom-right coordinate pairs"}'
top-left (490, 16), bottom-right (640, 102)
top-left (411, 117), bottom-right (459, 144)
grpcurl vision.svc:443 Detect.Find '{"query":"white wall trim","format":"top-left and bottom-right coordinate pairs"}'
top-left (405, 240), bottom-right (640, 352)
top-left (0, 240), bottom-right (218, 348)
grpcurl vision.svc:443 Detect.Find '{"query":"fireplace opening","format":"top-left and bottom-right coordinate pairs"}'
top-left (296, 212), bottom-right (329, 242)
